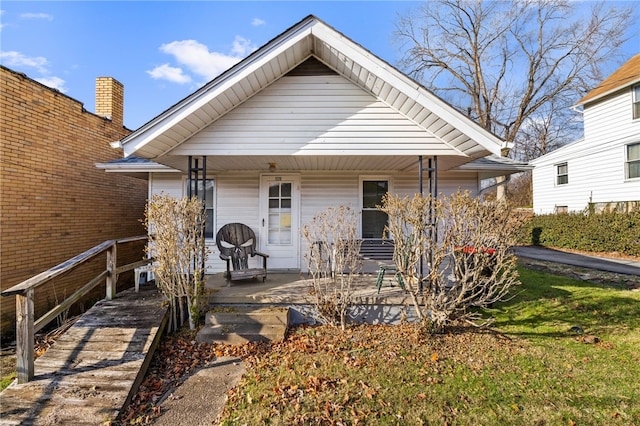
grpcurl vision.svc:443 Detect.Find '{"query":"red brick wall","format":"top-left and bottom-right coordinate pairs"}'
top-left (0, 66), bottom-right (148, 338)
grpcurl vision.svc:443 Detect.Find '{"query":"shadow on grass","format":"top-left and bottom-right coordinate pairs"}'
top-left (490, 267), bottom-right (640, 337)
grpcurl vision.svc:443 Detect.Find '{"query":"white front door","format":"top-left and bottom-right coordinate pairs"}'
top-left (260, 175), bottom-right (300, 270)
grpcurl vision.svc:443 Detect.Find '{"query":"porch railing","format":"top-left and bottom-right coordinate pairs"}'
top-left (0, 236), bottom-right (151, 384)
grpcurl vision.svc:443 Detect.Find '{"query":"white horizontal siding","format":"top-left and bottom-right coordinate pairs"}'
top-left (533, 139), bottom-right (640, 214)
top-left (171, 75), bottom-right (462, 157)
top-left (149, 173), bottom-right (184, 199)
top-left (532, 89), bottom-right (640, 214)
top-left (583, 89), bottom-right (636, 143)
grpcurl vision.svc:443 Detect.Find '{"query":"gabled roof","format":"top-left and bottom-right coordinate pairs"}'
top-left (576, 53), bottom-right (640, 107)
top-left (118, 15), bottom-right (504, 169)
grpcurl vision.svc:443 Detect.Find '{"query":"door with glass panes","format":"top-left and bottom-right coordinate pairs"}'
top-left (260, 175), bottom-right (300, 270)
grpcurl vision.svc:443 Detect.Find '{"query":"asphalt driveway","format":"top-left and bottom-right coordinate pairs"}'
top-left (513, 246), bottom-right (640, 277)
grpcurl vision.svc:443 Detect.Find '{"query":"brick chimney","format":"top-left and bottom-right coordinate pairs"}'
top-left (95, 77), bottom-right (124, 127)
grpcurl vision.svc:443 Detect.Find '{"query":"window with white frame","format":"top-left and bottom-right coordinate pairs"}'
top-left (556, 163), bottom-right (568, 185)
top-left (627, 142), bottom-right (640, 179)
top-left (189, 179), bottom-right (215, 238)
top-left (633, 85), bottom-right (640, 120)
top-left (361, 179), bottom-right (389, 239)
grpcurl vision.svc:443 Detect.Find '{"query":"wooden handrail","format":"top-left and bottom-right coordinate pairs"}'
top-left (1, 235), bottom-right (150, 383)
top-left (1, 236), bottom-right (147, 297)
top-left (0, 240), bottom-right (115, 297)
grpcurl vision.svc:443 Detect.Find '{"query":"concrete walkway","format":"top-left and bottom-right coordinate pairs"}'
top-left (513, 246), bottom-right (640, 277)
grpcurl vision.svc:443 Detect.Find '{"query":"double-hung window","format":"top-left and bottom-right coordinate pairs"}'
top-left (190, 179), bottom-right (215, 239)
top-left (627, 142), bottom-right (640, 179)
top-left (633, 85), bottom-right (640, 120)
top-left (556, 163), bottom-right (568, 185)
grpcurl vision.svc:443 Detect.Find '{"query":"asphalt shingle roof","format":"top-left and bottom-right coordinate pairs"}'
top-left (576, 54), bottom-right (640, 106)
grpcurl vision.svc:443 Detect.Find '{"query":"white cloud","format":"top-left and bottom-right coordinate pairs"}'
top-left (0, 51), bottom-right (48, 73)
top-left (149, 37), bottom-right (257, 84)
top-left (0, 50), bottom-right (67, 92)
top-left (147, 63), bottom-right (192, 84)
top-left (251, 18), bottom-right (266, 27)
top-left (230, 36), bottom-right (254, 57)
top-left (35, 76), bottom-right (67, 92)
top-left (20, 12), bottom-right (53, 21)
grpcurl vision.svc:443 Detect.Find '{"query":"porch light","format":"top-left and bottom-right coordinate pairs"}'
top-left (268, 162), bottom-right (277, 172)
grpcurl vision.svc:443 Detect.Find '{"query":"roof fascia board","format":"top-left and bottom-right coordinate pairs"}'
top-left (95, 162), bottom-right (179, 172)
top-left (311, 24), bottom-right (503, 157)
top-left (574, 78), bottom-right (640, 108)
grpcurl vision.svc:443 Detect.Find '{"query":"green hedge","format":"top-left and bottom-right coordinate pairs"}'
top-left (518, 211), bottom-right (640, 257)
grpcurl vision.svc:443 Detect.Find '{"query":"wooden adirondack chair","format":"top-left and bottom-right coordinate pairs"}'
top-left (216, 223), bottom-right (268, 283)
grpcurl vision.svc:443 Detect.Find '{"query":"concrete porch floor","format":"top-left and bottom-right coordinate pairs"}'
top-left (205, 271), bottom-right (412, 306)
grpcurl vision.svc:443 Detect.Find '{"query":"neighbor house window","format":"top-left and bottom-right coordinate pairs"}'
top-left (633, 85), bottom-right (640, 120)
top-left (361, 179), bottom-right (389, 239)
top-left (189, 179), bottom-right (215, 238)
top-left (556, 163), bottom-right (568, 185)
top-left (627, 142), bottom-right (640, 179)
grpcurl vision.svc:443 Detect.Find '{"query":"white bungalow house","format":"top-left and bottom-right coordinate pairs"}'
top-left (98, 16), bottom-right (529, 274)
top-left (531, 54), bottom-right (640, 214)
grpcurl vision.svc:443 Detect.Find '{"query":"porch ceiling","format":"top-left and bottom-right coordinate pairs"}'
top-left (120, 16), bottom-right (503, 169)
top-left (154, 154), bottom-right (471, 173)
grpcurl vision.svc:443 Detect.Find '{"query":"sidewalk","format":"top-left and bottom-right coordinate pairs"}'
top-left (513, 246), bottom-right (640, 277)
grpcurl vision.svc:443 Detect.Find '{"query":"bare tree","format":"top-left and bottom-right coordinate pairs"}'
top-left (511, 95), bottom-right (580, 162)
top-left (395, 0), bottom-right (633, 196)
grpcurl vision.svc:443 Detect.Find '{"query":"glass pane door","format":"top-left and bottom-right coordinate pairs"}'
top-left (268, 182), bottom-right (292, 245)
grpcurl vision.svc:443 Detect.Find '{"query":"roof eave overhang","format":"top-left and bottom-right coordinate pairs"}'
top-left (95, 162), bottom-right (180, 173)
top-left (575, 77), bottom-right (640, 108)
top-left (455, 157), bottom-right (532, 180)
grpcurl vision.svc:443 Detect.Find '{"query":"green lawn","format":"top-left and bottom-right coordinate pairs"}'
top-left (220, 268), bottom-right (640, 425)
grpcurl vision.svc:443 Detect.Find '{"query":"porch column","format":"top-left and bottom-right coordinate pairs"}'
top-left (419, 156), bottom-right (438, 290)
top-left (187, 156), bottom-right (208, 279)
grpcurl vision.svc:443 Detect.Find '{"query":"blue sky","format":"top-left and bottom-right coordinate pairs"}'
top-left (1, 1), bottom-right (638, 130)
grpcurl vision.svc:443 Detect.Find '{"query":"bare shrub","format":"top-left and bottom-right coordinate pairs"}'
top-left (380, 194), bottom-right (432, 322)
top-left (381, 191), bottom-right (520, 331)
top-left (302, 206), bottom-right (362, 330)
top-left (144, 194), bottom-right (208, 331)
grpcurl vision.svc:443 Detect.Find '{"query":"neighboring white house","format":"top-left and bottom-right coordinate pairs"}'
top-left (531, 54), bottom-right (640, 214)
top-left (98, 15), bottom-right (529, 274)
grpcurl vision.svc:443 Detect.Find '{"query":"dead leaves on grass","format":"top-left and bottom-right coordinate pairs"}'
top-left (119, 324), bottom-right (524, 425)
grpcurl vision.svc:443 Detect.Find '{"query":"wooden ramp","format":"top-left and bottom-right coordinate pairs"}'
top-left (0, 286), bottom-right (168, 425)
